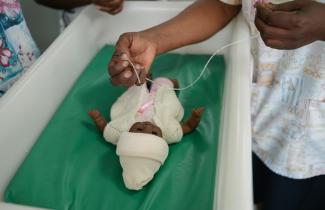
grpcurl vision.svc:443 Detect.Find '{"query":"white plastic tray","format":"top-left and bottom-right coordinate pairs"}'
top-left (0, 2), bottom-right (253, 210)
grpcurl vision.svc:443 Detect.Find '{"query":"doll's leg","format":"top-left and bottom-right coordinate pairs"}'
top-left (88, 110), bottom-right (108, 132)
top-left (181, 107), bottom-right (205, 135)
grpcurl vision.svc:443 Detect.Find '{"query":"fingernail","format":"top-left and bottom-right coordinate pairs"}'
top-left (122, 61), bottom-right (129, 67)
top-left (123, 70), bottom-right (132, 78)
top-left (136, 64), bottom-right (144, 70)
top-left (121, 53), bottom-right (128, 60)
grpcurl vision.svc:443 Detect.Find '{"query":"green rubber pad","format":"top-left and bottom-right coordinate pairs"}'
top-left (5, 46), bottom-right (225, 210)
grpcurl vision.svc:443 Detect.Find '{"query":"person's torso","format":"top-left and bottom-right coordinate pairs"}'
top-left (240, 0), bottom-right (325, 178)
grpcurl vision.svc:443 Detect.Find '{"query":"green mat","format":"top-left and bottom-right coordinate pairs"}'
top-left (5, 46), bottom-right (225, 210)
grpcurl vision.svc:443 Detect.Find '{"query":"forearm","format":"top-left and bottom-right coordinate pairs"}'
top-left (141, 0), bottom-right (241, 54)
top-left (34, 0), bottom-right (92, 10)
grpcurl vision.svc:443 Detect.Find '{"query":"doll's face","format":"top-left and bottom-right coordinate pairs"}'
top-left (129, 122), bottom-right (163, 137)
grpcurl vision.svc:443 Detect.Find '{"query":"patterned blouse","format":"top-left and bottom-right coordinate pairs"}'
top-left (221, 0), bottom-right (325, 179)
top-left (0, 0), bottom-right (40, 97)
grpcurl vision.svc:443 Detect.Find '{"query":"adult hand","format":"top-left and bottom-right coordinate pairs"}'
top-left (255, 0), bottom-right (325, 49)
top-left (108, 32), bottom-right (158, 87)
top-left (93, 0), bottom-right (124, 15)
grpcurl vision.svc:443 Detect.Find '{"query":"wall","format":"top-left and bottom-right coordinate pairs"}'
top-left (20, 1), bottom-right (60, 52)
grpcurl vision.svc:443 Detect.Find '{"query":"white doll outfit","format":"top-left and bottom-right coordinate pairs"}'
top-left (102, 77), bottom-right (184, 190)
top-left (103, 77), bottom-right (184, 145)
top-left (116, 132), bottom-right (169, 190)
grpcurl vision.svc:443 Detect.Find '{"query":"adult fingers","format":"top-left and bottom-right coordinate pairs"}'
top-left (135, 68), bottom-right (147, 86)
top-left (261, 38), bottom-right (304, 50)
top-left (96, 6), bottom-right (122, 14)
top-left (255, 16), bottom-right (292, 40)
top-left (270, 0), bottom-right (307, 12)
top-left (115, 33), bottom-right (133, 57)
top-left (108, 33), bottom-right (133, 80)
top-left (109, 5), bottom-right (123, 15)
top-left (109, 59), bottom-right (129, 77)
top-left (126, 63), bottom-right (146, 86)
top-left (125, 71), bottom-right (138, 87)
top-left (125, 65), bottom-right (146, 87)
top-left (256, 3), bottom-right (300, 29)
top-left (95, 0), bottom-right (123, 8)
top-left (111, 67), bottom-right (133, 86)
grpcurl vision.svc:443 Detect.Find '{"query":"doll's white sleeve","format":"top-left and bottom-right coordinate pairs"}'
top-left (219, 0), bottom-right (242, 5)
top-left (153, 86), bottom-right (184, 144)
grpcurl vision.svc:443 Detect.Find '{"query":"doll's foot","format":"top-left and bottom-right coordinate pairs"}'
top-left (88, 109), bottom-right (108, 132)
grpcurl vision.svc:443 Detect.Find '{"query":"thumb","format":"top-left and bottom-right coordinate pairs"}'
top-left (270, 0), bottom-right (307, 12)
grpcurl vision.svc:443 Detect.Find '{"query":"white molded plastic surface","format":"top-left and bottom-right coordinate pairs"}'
top-left (0, 202), bottom-right (48, 210)
top-left (0, 2), bottom-right (252, 210)
top-left (214, 12), bottom-right (253, 210)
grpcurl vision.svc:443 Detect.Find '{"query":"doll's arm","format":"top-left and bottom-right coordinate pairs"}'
top-left (181, 108), bottom-right (205, 135)
top-left (88, 110), bottom-right (109, 132)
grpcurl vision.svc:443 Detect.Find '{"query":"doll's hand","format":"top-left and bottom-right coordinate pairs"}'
top-left (93, 0), bottom-right (124, 15)
top-left (88, 110), bottom-right (108, 132)
top-left (108, 32), bottom-right (158, 87)
top-left (255, 0), bottom-right (325, 49)
top-left (181, 107), bottom-right (205, 135)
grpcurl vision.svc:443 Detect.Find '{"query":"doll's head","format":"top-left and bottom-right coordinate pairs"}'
top-left (129, 121), bottom-right (163, 137)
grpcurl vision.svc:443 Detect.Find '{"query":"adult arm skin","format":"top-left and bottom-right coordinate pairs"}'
top-left (109, 0), bottom-right (241, 87)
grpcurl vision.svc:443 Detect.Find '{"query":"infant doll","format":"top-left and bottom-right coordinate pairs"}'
top-left (89, 77), bottom-right (204, 190)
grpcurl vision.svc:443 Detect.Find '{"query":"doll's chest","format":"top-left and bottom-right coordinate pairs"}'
top-left (135, 92), bottom-right (157, 123)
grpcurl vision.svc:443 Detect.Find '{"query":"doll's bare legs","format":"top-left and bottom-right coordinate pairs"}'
top-left (88, 110), bottom-right (108, 132)
top-left (181, 107), bottom-right (205, 135)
